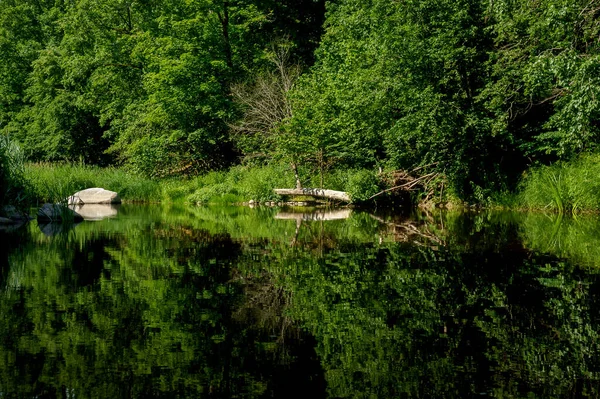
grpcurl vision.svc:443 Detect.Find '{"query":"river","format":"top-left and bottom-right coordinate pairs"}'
top-left (1, 204), bottom-right (599, 397)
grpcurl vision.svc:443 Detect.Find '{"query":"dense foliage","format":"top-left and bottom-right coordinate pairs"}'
top-left (1, 0), bottom-right (600, 200)
top-left (0, 0), bottom-right (325, 177)
top-left (287, 0), bottom-right (600, 199)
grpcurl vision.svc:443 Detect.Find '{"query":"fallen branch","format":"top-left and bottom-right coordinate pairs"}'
top-left (274, 188), bottom-right (351, 202)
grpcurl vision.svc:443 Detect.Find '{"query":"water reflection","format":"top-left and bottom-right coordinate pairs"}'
top-left (0, 220), bottom-right (27, 232)
top-left (1, 205), bottom-right (600, 397)
top-left (38, 221), bottom-right (80, 236)
top-left (71, 203), bottom-right (119, 221)
top-left (520, 212), bottom-right (600, 268)
top-left (274, 208), bottom-right (352, 221)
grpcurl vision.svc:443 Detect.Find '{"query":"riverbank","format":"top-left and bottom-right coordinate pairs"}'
top-left (21, 163), bottom-right (389, 206)
top-left (25, 163), bottom-right (164, 204)
top-left (22, 163), bottom-right (291, 205)
top-left (5, 152), bottom-right (600, 214)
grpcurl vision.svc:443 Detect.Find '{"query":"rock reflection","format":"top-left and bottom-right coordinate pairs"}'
top-left (0, 220), bottom-right (27, 232)
top-left (38, 221), bottom-right (79, 236)
top-left (70, 204), bottom-right (119, 221)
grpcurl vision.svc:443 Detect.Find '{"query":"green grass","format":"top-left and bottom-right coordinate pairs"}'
top-left (22, 162), bottom-right (416, 206)
top-left (187, 165), bottom-right (391, 204)
top-left (24, 162), bottom-right (302, 205)
top-left (188, 164), bottom-right (295, 204)
top-left (25, 163), bottom-right (163, 203)
top-left (519, 153), bottom-right (600, 213)
top-left (24, 162), bottom-right (300, 205)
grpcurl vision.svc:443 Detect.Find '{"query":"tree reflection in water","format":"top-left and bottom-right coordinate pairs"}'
top-left (0, 205), bottom-right (599, 398)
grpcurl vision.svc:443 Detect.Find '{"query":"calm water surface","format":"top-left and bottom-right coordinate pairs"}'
top-left (2, 204), bottom-right (600, 398)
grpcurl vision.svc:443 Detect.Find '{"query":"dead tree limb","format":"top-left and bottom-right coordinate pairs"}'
top-left (368, 172), bottom-right (439, 200)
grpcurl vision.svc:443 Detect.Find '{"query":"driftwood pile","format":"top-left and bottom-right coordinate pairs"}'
top-left (369, 164), bottom-right (442, 202)
top-left (369, 214), bottom-right (445, 246)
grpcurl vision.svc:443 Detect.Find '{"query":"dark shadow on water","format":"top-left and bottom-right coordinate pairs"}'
top-left (0, 220), bottom-right (28, 233)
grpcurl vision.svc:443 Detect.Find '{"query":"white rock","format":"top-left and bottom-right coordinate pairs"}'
top-left (68, 188), bottom-right (121, 205)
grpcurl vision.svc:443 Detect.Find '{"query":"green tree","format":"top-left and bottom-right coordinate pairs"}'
top-left (286, 0), bottom-right (503, 198)
top-left (0, 0), bottom-right (326, 177)
top-left (484, 0), bottom-right (600, 160)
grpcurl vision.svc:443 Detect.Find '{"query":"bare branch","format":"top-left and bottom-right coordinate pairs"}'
top-left (368, 172), bottom-right (439, 200)
top-left (229, 43), bottom-right (302, 146)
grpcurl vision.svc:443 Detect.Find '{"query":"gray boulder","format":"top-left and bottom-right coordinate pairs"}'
top-left (37, 203), bottom-right (83, 223)
top-left (0, 217), bottom-right (13, 225)
top-left (1, 205), bottom-right (30, 222)
top-left (68, 188), bottom-right (121, 205)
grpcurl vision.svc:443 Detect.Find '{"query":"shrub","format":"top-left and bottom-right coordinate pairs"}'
top-left (345, 169), bottom-right (381, 203)
top-left (189, 164), bottom-right (294, 203)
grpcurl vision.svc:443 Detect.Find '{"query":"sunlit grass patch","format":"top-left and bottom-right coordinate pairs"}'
top-left (519, 153), bottom-right (600, 213)
top-left (24, 163), bottom-right (162, 203)
top-left (188, 164), bottom-right (293, 204)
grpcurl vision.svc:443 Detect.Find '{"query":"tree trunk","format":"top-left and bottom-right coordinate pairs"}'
top-left (290, 162), bottom-right (302, 189)
top-left (218, 1), bottom-right (233, 72)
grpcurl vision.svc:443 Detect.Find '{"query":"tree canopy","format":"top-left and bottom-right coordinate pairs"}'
top-left (2, 0), bottom-right (600, 199)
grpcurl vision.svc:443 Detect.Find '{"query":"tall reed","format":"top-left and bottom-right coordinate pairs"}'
top-left (25, 163), bottom-right (163, 203)
top-left (0, 136), bottom-right (27, 207)
top-left (519, 153), bottom-right (600, 213)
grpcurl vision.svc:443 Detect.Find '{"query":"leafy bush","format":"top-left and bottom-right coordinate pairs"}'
top-left (345, 169), bottom-right (381, 203)
top-left (189, 164), bottom-right (294, 203)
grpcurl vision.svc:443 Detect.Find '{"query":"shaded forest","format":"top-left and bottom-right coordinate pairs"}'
top-left (1, 0), bottom-right (600, 200)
